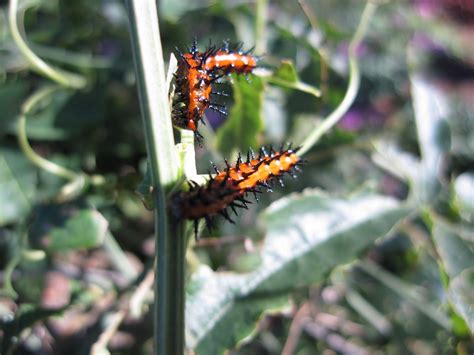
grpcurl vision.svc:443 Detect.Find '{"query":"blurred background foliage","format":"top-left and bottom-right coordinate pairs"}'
top-left (0, 0), bottom-right (473, 354)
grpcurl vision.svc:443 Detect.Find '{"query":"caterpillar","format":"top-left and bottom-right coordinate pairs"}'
top-left (169, 145), bottom-right (301, 237)
top-left (172, 52), bottom-right (214, 135)
top-left (203, 47), bottom-right (257, 76)
top-left (171, 41), bottom-right (257, 138)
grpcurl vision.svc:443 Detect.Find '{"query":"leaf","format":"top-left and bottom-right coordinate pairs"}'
top-left (267, 61), bottom-right (321, 97)
top-left (0, 82), bottom-right (28, 136)
top-left (410, 75), bottom-right (451, 203)
top-left (9, 89), bottom-right (106, 141)
top-left (447, 268), bottom-right (474, 332)
top-left (29, 203), bottom-right (108, 252)
top-left (372, 140), bottom-right (420, 184)
top-left (432, 220), bottom-right (474, 279)
top-left (0, 148), bottom-right (37, 226)
top-left (186, 189), bottom-right (409, 353)
top-left (216, 75), bottom-right (264, 156)
top-left (454, 172), bottom-right (474, 221)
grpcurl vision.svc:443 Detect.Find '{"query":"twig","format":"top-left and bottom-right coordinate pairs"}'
top-left (90, 310), bottom-right (127, 355)
top-left (303, 321), bottom-right (371, 355)
top-left (281, 302), bottom-right (312, 355)
top-left (129, 268), bottom-right (155, 319)
top-left (298, 1), bottom-right (378, 157)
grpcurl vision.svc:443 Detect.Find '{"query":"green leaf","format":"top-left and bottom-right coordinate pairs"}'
top-left (410, 75), bottom-right (451, 203)
top-left (372, 141), bottom-right (420, 184)
top-left (186, 190), bottom-right (409, 353)
top-left (0, 148), bottom-right (37, 226)
top-left (454, 172), bottom-right (474, 221)
top-left (432, 220), bottom-right (474, 279)
top-left (9, 89), bottom-right (106, 141)
top-left (448, 268), bottom-right (474, 332)
top-left (29, 203), bottom-right (108, 252)
top-left (267, 61), bottom-right (321, 97)
top-left (0, 82), bottom-right (28, 136)
top-left (216, 75), bottom-right (264, 155)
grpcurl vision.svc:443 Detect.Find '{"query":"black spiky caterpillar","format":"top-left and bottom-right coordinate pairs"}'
top-left (169, 145), bottom-right (301, 237)
top-left (171, 40), bottom-right (257, 139)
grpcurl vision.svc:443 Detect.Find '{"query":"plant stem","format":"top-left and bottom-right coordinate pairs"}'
top-left (255, 0), bottom-right (268, 54)
top-left (18, 86), bottom-right (82, 181)
top-left (125, 1), bottom-right (183, 354)
top-left (298, 1), bottom-right (377, 157)
top-left (8, 0), bottom-right (87, 89)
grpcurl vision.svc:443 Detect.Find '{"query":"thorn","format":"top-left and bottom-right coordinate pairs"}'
top-left (260, 181), bottom-right (273, 192)
top-left (230, 204), bottom-right (238, 216)
top-left (249, 148), bottom-right (256, 159)
top-left (211, 91), bottom-right (229, 97)
top-left (194, 220), bottom-right (199, 240)
top-left (211, 161), bottom-right (219, 174)
top-left (293, 165), bottom-right (302, 173)
top-left (205, 215), bottom-right (214, 230)
top-left (191, 37), bottom-right (198, 57)
top-left (209, 102), bottom-right (226, 108)
top-left (269, 144), bottom-right (275, 156)
top-left (232, 202), bottom-right (248, 210)
top-left (222, 39), bottom-right (230, 52)
top-left (278, 178), bottom-right (284, 187)
top-left (236, 153), bottom-right (242, 166)
top-left (208, 105), bottom-right (228, 115)
top-left (238, 197), bottom-right (252, 205)
top-left (279, 142), bottom-right (285, 152)
top-left (252, 190), bottom-right (259, 201)
top-left (219, 209), bottom-right (235, 224)
top-left (244, 46), bottom-right (255, 55)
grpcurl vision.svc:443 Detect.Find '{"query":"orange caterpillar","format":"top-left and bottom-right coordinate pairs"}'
top-left (173, 52), bottom-right (213, 135)
top-left (171, 41), bottom-right (257, 138)
top-left (204, 50), bottom-right (257, 75)
top-left (169, 145), bottom-right (301, 236)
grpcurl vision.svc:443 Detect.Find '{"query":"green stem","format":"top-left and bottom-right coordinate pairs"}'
top-left (125, 1), bottom-right (182, 354)
top-left (103, 231), bottom-right (139, 282)
top-left (255, 0), bottom-right (268, 54)
top-left (8, 0), bottom-right (87, 89)
top-left (298, 1), bottom-right (377, 157)
top-left (359, 260), bottom-right (451, 330)
top-left (18, 86), bottom-right (81, 181)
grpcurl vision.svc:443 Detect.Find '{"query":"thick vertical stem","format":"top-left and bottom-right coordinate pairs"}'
top-left (125, 1), bottom-right (183, 354)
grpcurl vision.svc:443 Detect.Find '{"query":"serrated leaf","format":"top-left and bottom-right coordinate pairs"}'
top-left (216, 75), bottom-right (264, 155)
top-left (447, 268), bottom-right (474, 331)
top-left (0, 148), bottom-right (37, 226)
top-left (29, 203), bottom-right (108, 251)
top-left (186, 189), bottom-right (409, 353)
